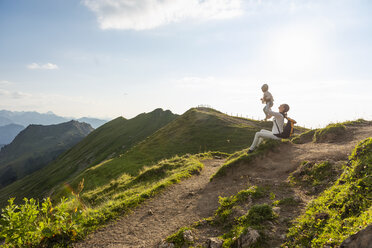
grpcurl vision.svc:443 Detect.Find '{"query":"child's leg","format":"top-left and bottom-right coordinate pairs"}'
top-left (265, 101), bottom-right (273, 119)
top-left (263, 105), bottom-right (268, 120)
top-left (263, 102), bottom-right (271, 120)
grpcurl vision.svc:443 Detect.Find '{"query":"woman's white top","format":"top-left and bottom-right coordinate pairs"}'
top-left (267, 109), bottom-right (285, 134)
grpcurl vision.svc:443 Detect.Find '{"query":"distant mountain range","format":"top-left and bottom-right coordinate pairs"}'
top-left (0, 120), bottom-right (93, 188)
top-left (0, 110), bottom-right (108, 145)
top-left (0, 110), bottom-right (108, 128)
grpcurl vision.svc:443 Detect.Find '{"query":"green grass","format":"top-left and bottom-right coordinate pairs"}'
top-left (79, 155), bottom-right (205, 229)
top-left (0, 153), bottom-right (207, 247)
top-left (0, 121), bottom-right (93, 189)
top-left (0, 109), bottom-right (177, 206)
top-left (272, 197), bottom-right (299, 206)
top-left (210, 139), bottom-right (282, 180)
top-left (284, 137), bottom-right (372, 247)
top-left (57, 108), bottom-right (272, 195)
top-left (221, 204), bottom-right (276, 248)
top-left (289, 161), bottom-right (342, 194)
top-left (166, 227), bottom-right (194, 248)
top-left (0, 108), bottom-right (273, 206)
top-left (342, 118), bottom-right (370, 126)
top-left (214, 186), bottom-right (267, 226)
top-left (291, 119), bottom-right (370, 145)
top-left (291, 129), bottom-right (317, 144)
top-left (166, 185), bottom-right (273, 248)
top-left (313, 123), bottom-right (346, 143)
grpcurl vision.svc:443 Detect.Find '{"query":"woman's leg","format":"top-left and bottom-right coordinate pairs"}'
top-left (249, 130), bottom-right (280, 151)
top-left (261, 129), bottom-right (272, 134)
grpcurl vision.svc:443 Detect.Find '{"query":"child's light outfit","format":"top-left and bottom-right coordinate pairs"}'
top-left (262, 91), bottom-right (274, 119)
top-left (249, 109), bottom-right (283, 150)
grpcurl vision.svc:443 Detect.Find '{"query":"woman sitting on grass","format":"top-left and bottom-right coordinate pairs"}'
top-left (248, 104), bottom-right (290, 153)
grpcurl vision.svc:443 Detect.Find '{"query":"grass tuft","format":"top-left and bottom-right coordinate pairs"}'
top-left (289, 160), bottom-right (342, 194)
top-left (166, 227), bottom-right (193, 248)
top-left (214, 186), bottom-right (267, 226)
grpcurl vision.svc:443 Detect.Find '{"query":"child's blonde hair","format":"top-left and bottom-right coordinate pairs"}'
top-left (261, 84), bottom-right (268, 92)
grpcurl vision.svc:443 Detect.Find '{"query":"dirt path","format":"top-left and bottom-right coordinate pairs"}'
top-left (75, 124), bottom-right (372, 248)
top-left (74, 159), bottom-right (227, 248)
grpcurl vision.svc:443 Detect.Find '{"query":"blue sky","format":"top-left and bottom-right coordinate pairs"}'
top-left (0, 0), bottom-right (371, 127)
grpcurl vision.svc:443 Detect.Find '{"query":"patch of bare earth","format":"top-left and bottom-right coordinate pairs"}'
top-left (75, 124), bottom-right (372, 248)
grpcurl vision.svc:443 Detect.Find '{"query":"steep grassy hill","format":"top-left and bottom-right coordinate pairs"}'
top-left (284, 137), bottom-right (372, 247)
top-left (0, 109), bottom-right (177, 206)
top-left (0, 124), bottom-right (24, 145)
top-left (60, 107), bottom-right (274, 195)
top-left (0, 121), bottom-right (93, 188)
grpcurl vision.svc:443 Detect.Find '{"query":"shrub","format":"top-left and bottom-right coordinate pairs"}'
top-left (0, 197), bottom-right (83, 247)
top-left (214, 186), bottom-right (266, 225)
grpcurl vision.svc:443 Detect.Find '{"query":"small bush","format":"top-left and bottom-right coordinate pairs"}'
top-left (240, 204), bottom-right (276, 226)
top-left (0, 197), bottom-right (83, 247)
top-left (214, 186), bottom-right (266, 225)
top-left (222, 204), bottom-right (275, 247)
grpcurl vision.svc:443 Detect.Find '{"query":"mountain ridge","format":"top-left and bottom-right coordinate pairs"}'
top-left (0, 123), bottom-right (24, 145)
top-left (0, 120), bottom-right (93, 188)
top-left (0, 108), bottom-right (178, 205)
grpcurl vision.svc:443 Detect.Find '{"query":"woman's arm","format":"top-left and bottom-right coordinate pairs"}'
top-left (267, 109), bottom-right (283, 119)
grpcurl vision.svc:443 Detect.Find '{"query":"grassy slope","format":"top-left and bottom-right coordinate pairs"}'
top-left (0, 121), bottom-right (93, 188)
top-left (164, 123), bottom-right (371, 248)
top-left (0, 109), bottom-right (177, 206)
top-left (291, 119), bottom-right (372, 144)
top-left (284, 137), bottom-right (372, 247)
top-left (0, 153), bottom-right (216, 247)
top-left (64, 107), bottom-right (273, 193)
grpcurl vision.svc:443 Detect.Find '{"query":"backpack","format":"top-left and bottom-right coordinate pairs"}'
top-left (274, 115), bottom-right (297, 139)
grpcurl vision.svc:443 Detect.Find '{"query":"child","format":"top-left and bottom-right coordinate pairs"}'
top-left (261, 83), bottom-right (274, 121)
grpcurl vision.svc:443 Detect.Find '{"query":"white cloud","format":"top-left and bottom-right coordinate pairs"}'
top-left (83, 0), bottom-right (243, 30)
top-left (0, 89), bottom-right (31, 99)
top-left (0, 80), bottom-right (13, 86)
top-left (27, 63), bottom-right (59, 70)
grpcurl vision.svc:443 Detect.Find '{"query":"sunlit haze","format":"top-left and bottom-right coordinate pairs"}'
top-left (1, 0), bottom-right (371, 128)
